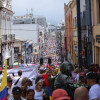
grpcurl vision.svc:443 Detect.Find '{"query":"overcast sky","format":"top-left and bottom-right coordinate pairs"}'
top-left (12, 0), bottom-right (70, 25)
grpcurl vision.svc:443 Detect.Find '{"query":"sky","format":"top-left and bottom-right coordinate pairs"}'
top-left (12, 0), bottom-right (70, 25)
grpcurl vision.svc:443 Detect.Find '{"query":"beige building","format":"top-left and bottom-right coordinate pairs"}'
top-left (71, 0), bottom-right (78, 64)
top-left (92, 0), bottom-right (100, 66)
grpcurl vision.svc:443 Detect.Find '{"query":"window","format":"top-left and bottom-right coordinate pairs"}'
top-left (35, 49), bottom-right (37, 52)
top-left (14, 47), bottom-right (19, 53)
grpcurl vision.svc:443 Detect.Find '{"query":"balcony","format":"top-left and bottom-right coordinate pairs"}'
top-left (2, 34), bottom-right (15, 43)
top-left (8, 34), bottom-right (15, 42)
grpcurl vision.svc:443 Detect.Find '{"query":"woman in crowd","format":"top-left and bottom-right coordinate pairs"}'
top-left (27, 79), bottom-right (34, 90)
top-left (21, 77), bottom-right (30, 90)
top-left (34, 76), bottom-right (45, 100)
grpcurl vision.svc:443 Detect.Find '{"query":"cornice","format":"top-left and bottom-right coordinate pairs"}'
top-left (1, 7), bottom-right (14, 15)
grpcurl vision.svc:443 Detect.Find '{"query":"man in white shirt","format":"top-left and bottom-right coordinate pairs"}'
top-left (86, 72), bottom-right (100, 100)
top-left (12, 70), bottom-right (22, 87)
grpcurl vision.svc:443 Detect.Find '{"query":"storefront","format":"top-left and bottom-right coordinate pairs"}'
top-left (93, 26), bottom-right (100, 67)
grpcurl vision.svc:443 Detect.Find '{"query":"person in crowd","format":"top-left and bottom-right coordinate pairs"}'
top-left (79, 71), bottom-right (86, 85)
top-left (74, 87), bottom-right (89, 100)
top-left (21, 60), bottom-right (26, 67)
top-left (54, 61), bottom-right (73, 89)
top-left (51, 70), bottom-right (57, 78)
top-left (7, 76), bottom-right (13, 99)
top-left (0, 70), bottom-right (3, 83)
top-left (73, 68), bottom-right (79, 83)
top-left (46, 70), bottom-right (52, 78)
top-left (26, 89), bottom-right (36, 100)
top-left (21, 86), bottom-right (27, 99)
top-left (34, 76), bottom-right (45, 100)
top-left (21, 77), bottom-right (30, 90)
top-left (10, 87), bottom-right (25, 100)
top-left (12, 70), bottom-right (22, 87)
top-left (27, 79), bottom-right (34, 90)
top-left (38, 67), bottom-right (45, 75)
top-left (99, 67), bottom-right (100, 85)
top-left (86, 72), bottom-right (100, 100)
top-left (52, 89), bottom-right (71, 100)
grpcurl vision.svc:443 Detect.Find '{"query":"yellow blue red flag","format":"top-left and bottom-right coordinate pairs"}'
top-left (0, 60), bottom-right (7, 100)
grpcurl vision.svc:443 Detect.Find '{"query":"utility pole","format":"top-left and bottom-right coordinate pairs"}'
top-left (76, 0), bottom-right (82, 70)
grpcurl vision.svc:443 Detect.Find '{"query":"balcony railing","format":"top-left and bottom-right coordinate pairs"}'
top-left (2, 34), bottom-right (15, 43)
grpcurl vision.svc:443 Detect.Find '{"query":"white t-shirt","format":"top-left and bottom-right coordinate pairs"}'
top-left (34, 89), bottom-right (44, 100)
top-left (75, 73), bottom-right (79, 83)
top-left (12, 76), bottom-right (22, 87)
top-left (27, 85), bottom-right (35, 90)
top-left (89, 84), bottom-right (100, 100)
top-left (7, 86), bottom-right (13, 99)
top-left (0, 74), bottom-right (3, 83)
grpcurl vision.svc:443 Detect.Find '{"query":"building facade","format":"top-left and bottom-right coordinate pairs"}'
top-left (71, 0), bottom-right (78, 64)
top-left (13, 36), bottom-right (26, 64)
top-left (65, 2), bottom-right (73, 64)
top-left (92, 0), bottom-right (100, 66)
top-left (0, 0), bottom-right (15, 66)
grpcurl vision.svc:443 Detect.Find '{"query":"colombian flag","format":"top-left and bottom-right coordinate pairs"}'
top-left (0, 60), bottom-right (7, 100)
top-left (42, 74), bottom-right (51, 100)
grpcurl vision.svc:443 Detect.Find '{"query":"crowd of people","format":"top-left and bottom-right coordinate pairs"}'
top-left (1, 61), bottom-right (100, 100)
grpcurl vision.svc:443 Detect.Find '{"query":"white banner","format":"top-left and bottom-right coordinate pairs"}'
top-left (7, 65), bottom-right (38, 83)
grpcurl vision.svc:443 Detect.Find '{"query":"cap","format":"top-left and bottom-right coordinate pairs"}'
top-left (86, 72), bottom-right (98, 80)
top-left (12, 87), bottom-right (21, 94)
top-left (7, 76), bottom-right (12, 82)
top-left (52, 89), bottom-right (71, 100)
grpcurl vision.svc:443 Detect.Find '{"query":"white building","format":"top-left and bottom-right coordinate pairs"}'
top-left (12, 14), bottom-right (47, 44)
top-left (12, 24), bottom-right (39, 43)
top-left (13, 36), bottom-right (27, 64)
top-left (0, 0), bottom-right (14, 66)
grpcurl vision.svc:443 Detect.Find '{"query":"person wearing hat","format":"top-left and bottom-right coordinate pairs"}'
top-left (52, 89), bottom-right (71, 100)
top-left (54, 61), bottom-right (73, 89)
top-left (9, 87), bottom-right (25, 100)
top-left (86, 72), bottom-right (100, 100)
